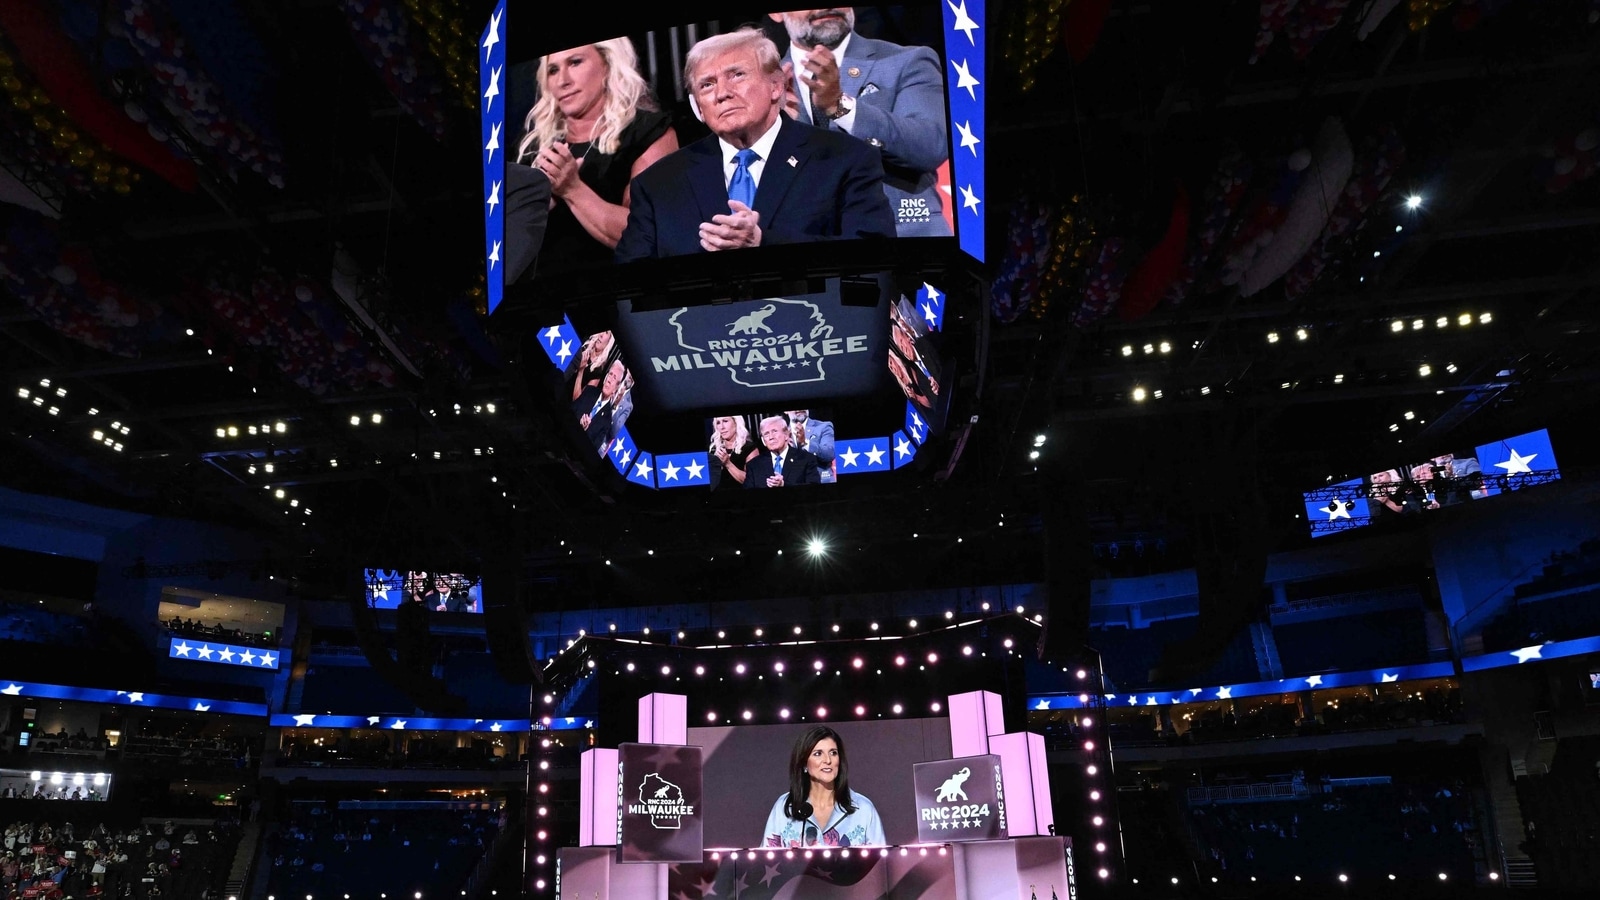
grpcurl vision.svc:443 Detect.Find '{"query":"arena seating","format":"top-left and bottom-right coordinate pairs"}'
top-left (1185, 777), bottom-right (1478, 882)
top-left (1090, 618), bottom-right (1258, 691)
top-left (263, 805), bottom-right (498, 898)
top-left (0, 815), bottom-right (239, 900)
top-left (1515, 735), bottom-right (1600, 890)
top-left (1272, 609), bottom-right (1430, 673)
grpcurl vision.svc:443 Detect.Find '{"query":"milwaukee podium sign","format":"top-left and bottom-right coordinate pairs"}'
top-left (618, 742), bottom-right (705, 862)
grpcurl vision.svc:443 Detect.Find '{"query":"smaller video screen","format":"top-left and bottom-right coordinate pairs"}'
top-left (562, 330), bottom-right (638, 461)
top-left (1304, 428), bottom-right (1559, 537)
top-left (363, 569), bottom-right (483, 613)
top-left (704, 409), bottom-right (841, 489)
top-left (888, 294), bottom-right (943, 415)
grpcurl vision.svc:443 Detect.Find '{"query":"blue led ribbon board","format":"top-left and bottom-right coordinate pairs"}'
top-left (168, 636), bottom-right (283, 670)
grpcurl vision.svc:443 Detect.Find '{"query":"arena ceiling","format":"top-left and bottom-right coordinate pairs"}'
top-left (2, 0), bottom-right (1598, 606)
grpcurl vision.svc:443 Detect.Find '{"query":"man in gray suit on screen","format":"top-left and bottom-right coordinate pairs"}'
top-left (770, 8), bottom-right (951, 237)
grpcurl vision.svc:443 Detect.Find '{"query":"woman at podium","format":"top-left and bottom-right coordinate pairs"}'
top-left (763, 726), bottom-right (887, 848)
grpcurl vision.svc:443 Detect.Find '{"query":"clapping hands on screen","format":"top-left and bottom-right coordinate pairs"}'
top-left (534, 141), bottom-right (582, 197)
top-left (700, 200), bottom-right (762, 251)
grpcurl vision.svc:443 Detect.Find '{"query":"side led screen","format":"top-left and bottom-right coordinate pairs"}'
top-left (364, 569), bottom-right (484, 613)
top-left (1305, 428), bottom-right (1561, 537)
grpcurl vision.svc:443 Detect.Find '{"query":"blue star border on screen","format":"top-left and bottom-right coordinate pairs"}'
top-left (944, 0), bottom-right (985, 263)
top-left (480, 1), bottom-right (507, 315)
top-left (168, 636), bottom-right (283, 670)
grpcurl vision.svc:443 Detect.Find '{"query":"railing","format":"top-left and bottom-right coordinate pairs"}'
top-left (1185, 781), bottom-right (1312, 805)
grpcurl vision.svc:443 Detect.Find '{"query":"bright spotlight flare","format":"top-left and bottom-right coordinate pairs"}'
top-left (1405, 194), bottom-right (1423, 210)
top-left (806, 538), bottom-right (826, 557)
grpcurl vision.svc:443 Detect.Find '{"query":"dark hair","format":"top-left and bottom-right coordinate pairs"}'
top-left (784, 725), bottom-right (856, 821)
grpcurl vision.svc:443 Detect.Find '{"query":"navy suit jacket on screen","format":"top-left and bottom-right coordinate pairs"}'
top-left (614, 115), bottom-right (895, 262)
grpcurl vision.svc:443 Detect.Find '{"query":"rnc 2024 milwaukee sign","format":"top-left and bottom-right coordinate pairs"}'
top-left (618, 742), bottom-right (704, 863)
top-left (912, 754), bottom-right (1007, 843)
top-left (614, 280), bottom-right (890, 412)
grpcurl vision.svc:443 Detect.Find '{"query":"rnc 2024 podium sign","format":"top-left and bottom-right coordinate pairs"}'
top-left (618, 742), bottom-right (704, 863)
top-left (913, 754), bottom-right (1007, 843)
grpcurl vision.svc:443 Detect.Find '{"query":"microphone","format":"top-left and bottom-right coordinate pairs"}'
top-left (796, 801), bottom-right (815, 845)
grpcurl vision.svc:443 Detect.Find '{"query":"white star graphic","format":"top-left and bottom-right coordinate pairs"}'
top-left (839, 446), bottom-right (861, 468)
top-left (960, 183), bottom-right (981, 214)
top-left (368, 716), bottom-right (381, 726)
top-left (661, 461), bottom-right (681, 482)
top-left (218, 648), bottom-right (236, 663)
top-left (1496, 448), bottom-right (1538, 474)
top-left (1305, 675), bottom-right (1323, 687)
top-left (1035, 699), bottom-right (1050, 710)
top-left (895, 437), bottom-right (912, 459)
top-left (922, 301), bottom-right (939, 327)
top-left (684, 459), bottom-right (705, 481)
top-left (173, 642), bottom-right (193, 657)
top-left (240, 650), bottom-right (256, 665)
top-left (0, 684), bottom-right (22, 696)
top-left (196, 645), bottom-right (214, 659)
top-left (1145, 696), bottom-right (1158, 706)
top-left (484, 121), bottom-right (501, 163)
top-left (483, 65), bottom-right (501, 111)
top-left (1380, 673), bottom-right (1399, 683)
top-left (1189, 688), bottom-right (1203, 695)
top-left (370, 581), bottom-right (389, 603)
top-left (486, 179), bottom-right (501, 216)
top-left (611, 437), bottom-right (626, 457)
top-left (555, 339), bottom-right (573, 365)
top-left (634, 458), bottom-right (653, 480)
top-left (1216, 687), bottom-right (1232, 699)
top-left (948, 0), bottom-right (980, 44)
top-left (619, 448), bottom-right (633, 467)
top-left (293, 714), bottom-right (317, 726)
top-left (481, 9), bottom-right (501, 60)
top-left (259, 652), bottom-right (277, 667)
top-left (543, 325), bottom-right (563, 345)
top-left (955, 119), bottom-right (981, 156)
top-left (1511, 645), bottom-right (1544, 664)
top-left (490, 722), bottom-right (503, 732)
top-left (951, 58), bottom-right (980, 99)
top-left (1322, 498), bottom-right (1352, 520)
top-left (193, 702), bottom-right (210, 712)
top-left (488, 240), bottom-right (500, 270)
top-left (126, 692), bottom-right (145, 704)
top-left (911, 410), bottom-right (924, 431)
top-left (391, 719), bottom-right (407, 730)
top-left (1128, 695), bottom-right (1139, 706)
top-left (762, 863), bottom-right (782, 887)
top-left (864, 445), bottom-right (886, 467)
top-left (925, 283), bottom-right (941, 303)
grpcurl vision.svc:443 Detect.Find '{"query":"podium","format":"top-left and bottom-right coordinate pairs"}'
top-left (558, 837), bottom-right (1075, 899)
top-left (562, 690), bottom-right (1073, 899)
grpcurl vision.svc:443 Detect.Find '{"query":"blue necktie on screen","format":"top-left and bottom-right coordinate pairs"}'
top-left (729, 148), bottom-right (758, 209)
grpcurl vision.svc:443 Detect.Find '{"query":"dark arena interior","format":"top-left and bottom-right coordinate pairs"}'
top-left (3, 1), bottom-right (1600, 898)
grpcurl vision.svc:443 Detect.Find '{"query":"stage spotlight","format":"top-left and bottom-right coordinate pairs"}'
top-left (1391, 320), bottom-right (1404, 332)
top-left (1131, 387), bottom-right (1147, 402)
top-left (1267, 332), bottom-right (1280, 343)
top-left (1406, 194), bottom-right (1423, 209)
top-left (807, 538), bottom-right (826, 556)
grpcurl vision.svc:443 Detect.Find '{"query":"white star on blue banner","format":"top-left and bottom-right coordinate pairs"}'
top-left (943, 0), bottom-right (985, 262)
top-left (480, 0), bottom-right (508, 314)
top-left (168, 637), bottom-right (283, 670)
top-left (537, 317), bottom-right (582, 370)
top-left (653, 452), bottom-right (711, 488)
top-left (917, 283), bottom-right (946, 333)
top-left (626, 450), bottom-right (657, 488)
top-left (904, 403), bottom-right (929, 445)
top-left (1475, 428), bottom-right (1559, 497)
top-left (833, 438), bottom-right (893, 474)
top-left (608, 426), bottom-right (641, 476)
top-left (1303, 477), bottom-right (1370, 538)
top-left (892, 430), bottom-right (918, 469)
